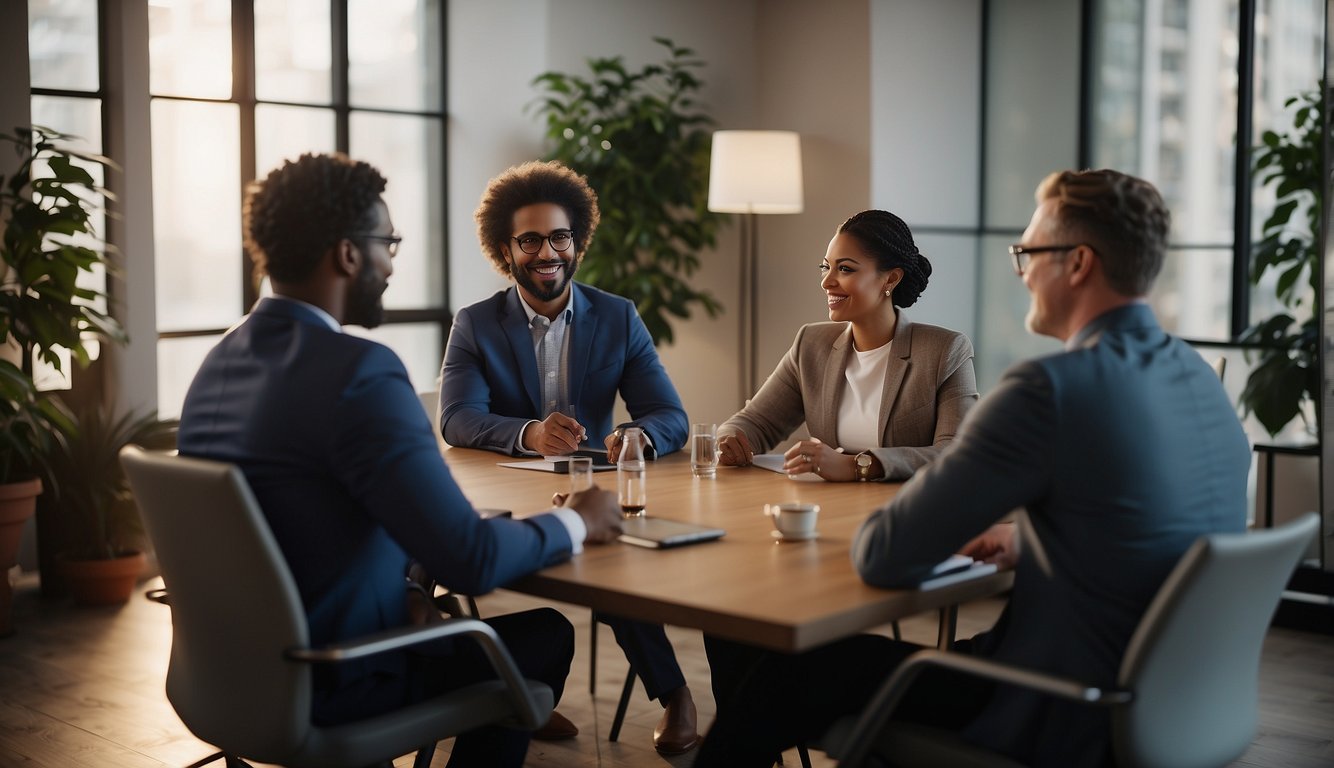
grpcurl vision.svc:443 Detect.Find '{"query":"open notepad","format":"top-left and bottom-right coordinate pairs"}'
top-left (749, 453), bottom-right (823, 482)
top-left (917, 554), bottom-right (998, 590)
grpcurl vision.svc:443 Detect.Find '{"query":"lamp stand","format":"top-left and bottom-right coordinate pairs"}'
top-left (738, 211), bottom-right (760, 405)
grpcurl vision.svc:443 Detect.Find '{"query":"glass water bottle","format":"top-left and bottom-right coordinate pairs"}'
top-left (617, 427), bottom-right (647, 517)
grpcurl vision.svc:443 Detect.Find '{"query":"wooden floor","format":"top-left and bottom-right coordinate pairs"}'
top-left (1, 572), bottom-right (1332, 767)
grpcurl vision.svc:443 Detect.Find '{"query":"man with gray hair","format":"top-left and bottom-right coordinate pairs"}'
top-left (696, 169), bottom-right (1250, 767)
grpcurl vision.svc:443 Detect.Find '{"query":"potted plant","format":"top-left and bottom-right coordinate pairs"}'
top-left (529, 37), bottom-right (726, 345)
top-left (1, 124), bottom-right (125, 607)
top-left (0, 363), bottom-right (72, 633)
top-left (1239, 88), bottom-right (1321, 438)
top-left (43, 404), bottom-right (176, 606)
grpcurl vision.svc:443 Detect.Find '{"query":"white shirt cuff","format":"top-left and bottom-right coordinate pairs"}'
top-left (549, 507), bottom-right (587, 554)
top-left (516, 420), bottom-right (541, 455)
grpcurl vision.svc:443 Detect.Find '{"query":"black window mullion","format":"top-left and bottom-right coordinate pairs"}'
top-left (1077, 0), bottom-right (1095, 169)
top-left (1232, 0), bottom-right (1257, 340)
top-left (437, 0), bottom-right (450, 360)
top-left (235, 0), bottom-right (259, 310)
top-left (332, 0), bottom-right (349, 153)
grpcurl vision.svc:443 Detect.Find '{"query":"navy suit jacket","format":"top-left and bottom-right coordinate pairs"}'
top-left (438, 282), bottom-right (688, 456)
top-left (178, 297), bottom-right (575, 711)
top-left (853, 303), bottom-right (1251, 766)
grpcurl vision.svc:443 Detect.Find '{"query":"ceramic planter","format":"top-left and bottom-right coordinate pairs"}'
top-left (0, 478), bottom-right (42, 636)
top-left (60, 550), bottom-right (146, 607)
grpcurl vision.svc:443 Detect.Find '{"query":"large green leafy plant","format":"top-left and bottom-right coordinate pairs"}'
top-left (530, 38), bottom-right (725, 344)
top-left (1, 125), bottom-right (122, 482)
top-left (1240, 89), bottom-right (1321, 437)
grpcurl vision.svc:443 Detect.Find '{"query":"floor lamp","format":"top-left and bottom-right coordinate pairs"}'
top-left (707, 130), bottom-right (804, 404)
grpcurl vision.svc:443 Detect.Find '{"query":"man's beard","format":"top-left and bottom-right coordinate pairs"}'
top-left (347, 259), bottom-right (387, 328)
top-left (514, 257), bottom-right (577, 303)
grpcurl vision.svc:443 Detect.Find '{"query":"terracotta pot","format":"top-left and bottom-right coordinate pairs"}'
top-left (0, 478), bottom-right (42, 637)
top-left (60, 550), bottom-right (147, 607)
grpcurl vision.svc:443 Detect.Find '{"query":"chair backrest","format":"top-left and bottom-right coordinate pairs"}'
top-left (1115, 513), bottom-right (1318, 768)
top-left (120, 446), bottom-right (314, 758)
top-left (418, 389), bottom-right (442, 425)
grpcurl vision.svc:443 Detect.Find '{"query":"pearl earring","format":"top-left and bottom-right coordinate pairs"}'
top-left (884, 289), bottom-right (892, 297)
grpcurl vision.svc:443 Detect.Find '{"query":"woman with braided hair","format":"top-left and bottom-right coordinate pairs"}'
top-left (716, 209), bottom-right (979, 482)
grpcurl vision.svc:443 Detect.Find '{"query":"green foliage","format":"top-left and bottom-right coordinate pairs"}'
top-left (1240, 89), bottom-right (1321, 437)
top-left (0, 358), bottom-right (74, 483)
top-left (43, 404), bottom-right (177, 560)
top-left (0, 125), bottom-right (124, 483)
top-left (529, 38), bottom-right (725, 345)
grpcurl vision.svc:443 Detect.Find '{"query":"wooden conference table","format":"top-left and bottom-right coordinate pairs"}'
top-left (442, 446), bottom-right (1012, 653)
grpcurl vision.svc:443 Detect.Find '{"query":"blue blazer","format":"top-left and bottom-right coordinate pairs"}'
top-left (438, 283), bottom-right (688, 456)
top-left (178, 297), bottom-right (575, 702)
top-left (853, 303), bottom-right (1251, 766)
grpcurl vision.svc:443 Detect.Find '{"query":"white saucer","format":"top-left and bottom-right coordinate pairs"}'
top-left (772, 529), bottom-right (819, 542)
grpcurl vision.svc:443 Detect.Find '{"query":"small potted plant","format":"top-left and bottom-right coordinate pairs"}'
top-left (44, 404), bottom-right (176, 606)
top-left (1, 124), bottom-right (126, 605)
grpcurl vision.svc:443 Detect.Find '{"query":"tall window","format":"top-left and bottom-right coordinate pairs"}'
top-left (1089, 0), bottom-right (1322, 341)
top-left (26, 0), bottom-right (106, 391)
top-left (147, 0), bottom-right (447, 416)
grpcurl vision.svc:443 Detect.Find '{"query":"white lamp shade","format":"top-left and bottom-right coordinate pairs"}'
top-left (707, 130), bottom-right (804, 214)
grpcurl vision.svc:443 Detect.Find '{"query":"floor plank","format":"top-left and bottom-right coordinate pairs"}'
top-left (1, 572), bottom-right (1331, 767)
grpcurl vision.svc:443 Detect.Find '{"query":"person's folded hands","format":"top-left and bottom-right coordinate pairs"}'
top-left (564, 487), bottom-right (623, 544)
top-left (960, 522), bottom-right (1020, 569)
top-left (526, 411), bottom-right (585, 455)
top-left (717, 432), bottom-right (754, 466)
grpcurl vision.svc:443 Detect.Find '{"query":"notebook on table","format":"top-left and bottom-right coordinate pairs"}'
top-left (618, 517), bottom-right (726, 549)
top-left (916, 554), bottom-right (998, 590)
top-left (498, 449), bottom-right (617, 473)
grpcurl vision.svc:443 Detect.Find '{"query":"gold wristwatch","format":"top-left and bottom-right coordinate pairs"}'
top-left (855, 451), bottom-right (873, 482)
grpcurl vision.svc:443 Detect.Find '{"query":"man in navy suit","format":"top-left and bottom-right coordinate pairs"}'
top-left (438, 160), bottom-right (698, 754)
top-left (696, 169), bottom-right (1251, 767)
top-left (177, 153), bottom-right (625, 768)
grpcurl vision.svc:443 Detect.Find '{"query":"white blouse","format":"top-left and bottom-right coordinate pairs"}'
top-left (836, 339), bottom-right (893, 452)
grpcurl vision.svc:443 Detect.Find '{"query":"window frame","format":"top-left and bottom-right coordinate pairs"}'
top-left (148, 0), bottom-right (452, 365)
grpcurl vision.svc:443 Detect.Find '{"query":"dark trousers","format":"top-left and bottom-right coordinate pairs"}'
top-left (695, 633), bottom-right (993, 768)
top-left (422, 608), bottom-right (573, 767)
top-left (314, 607), bottom-right (573, 768)
top-left (598, 613), bottom-right (686, 702)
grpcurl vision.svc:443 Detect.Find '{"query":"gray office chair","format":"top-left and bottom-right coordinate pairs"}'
top-left (120, 446), bottom-right (554, 768)
top-left (826, 513), bottom-right (1318, 768)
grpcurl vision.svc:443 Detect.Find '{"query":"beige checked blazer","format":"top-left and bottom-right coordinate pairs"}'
top-left (717, 311), bottom-right (978, 481)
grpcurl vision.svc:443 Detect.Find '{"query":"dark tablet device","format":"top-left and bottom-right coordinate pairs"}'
top-left (619, 517), bottom-right (726, 549)
top-left (551, 449), bottom-right (617, 472)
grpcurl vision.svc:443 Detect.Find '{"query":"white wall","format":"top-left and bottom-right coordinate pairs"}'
top-left (734, 0), bottom-right (873, 423)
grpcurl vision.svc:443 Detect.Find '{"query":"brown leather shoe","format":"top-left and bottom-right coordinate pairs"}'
top-left (532, 710), bottom-right (579, 741)
top-left (653, 685), bottom-right (699, 755)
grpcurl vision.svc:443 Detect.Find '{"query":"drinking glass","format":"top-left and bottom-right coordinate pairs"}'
top-left (568, 456), bottom-right (594, 494)
top-left (691, 423), bottom-right (718, 478)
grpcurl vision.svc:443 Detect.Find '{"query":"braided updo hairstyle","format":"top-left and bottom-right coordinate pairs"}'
top-left (836, 210), bottom-right (932, 307)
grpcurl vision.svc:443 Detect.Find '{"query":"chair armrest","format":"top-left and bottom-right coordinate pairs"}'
top-left (286, 617), bottom-right (548, 729)
top-left (836, 649), bottom-right (1131, 768)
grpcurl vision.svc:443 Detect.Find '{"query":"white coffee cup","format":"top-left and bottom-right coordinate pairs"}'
top-left (764, 502), bottom-right (820, 540)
